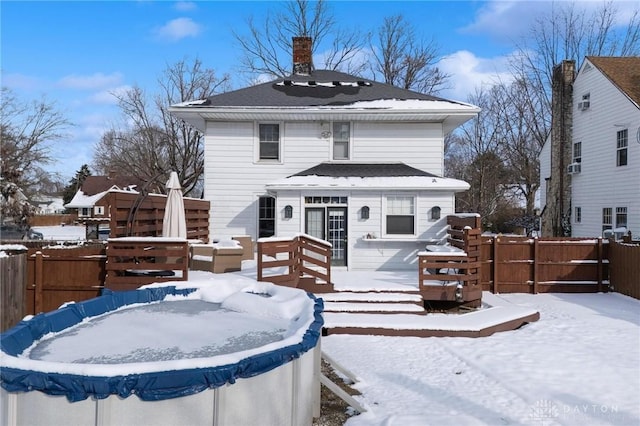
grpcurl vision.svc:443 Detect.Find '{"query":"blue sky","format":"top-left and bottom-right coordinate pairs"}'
top-left (1, 1), bottom-right (636, 181)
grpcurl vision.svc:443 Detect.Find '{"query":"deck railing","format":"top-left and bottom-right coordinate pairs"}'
top-left (257, 234), bottom-right (331, 288)
top-left (418, 226), bottom-right (482, 303)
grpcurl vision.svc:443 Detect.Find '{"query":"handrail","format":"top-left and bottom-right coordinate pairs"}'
top-left (257, 234), bottom-right (331, 287)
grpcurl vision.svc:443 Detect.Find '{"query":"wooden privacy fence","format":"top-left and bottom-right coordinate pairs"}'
top-left (257, 235), bottom-right (332, 290)
top-left (105, 237), bottom-right (189, 292)
top-left (26, 245), bottom-right (106, 316)
top-left (609, 240), bottom-right (640, 299)
top-left (1, 251), bottom-right (27, 331)
top-left (480, 236), bottom-right (609, 294)
top-left (102, 191), bottom-right (210, 242)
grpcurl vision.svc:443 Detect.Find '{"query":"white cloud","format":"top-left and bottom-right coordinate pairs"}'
top-left (174, 1), bottom-right (197, 12)
top-left (58, 72), bottom-right (124, 90)
top-left (460, 1), bottom-right (551, 42)
top-left (154, 17), bottom-right (202, 42)
top-left (89, 85), bottom-right (131, 105)
top-left (1, 73), bottom-right (44, 91)
top-left (437, 50), bottom-right (515, 102)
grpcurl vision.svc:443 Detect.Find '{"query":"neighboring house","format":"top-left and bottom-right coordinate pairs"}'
top-left (540, 57), bottom-right (640, 238)
top-left (65, 175), bottom-right (143, 219)
top-left (169, 37), bottom-right (479, 270)
top-left (33, 194), bottom-right (66, 215)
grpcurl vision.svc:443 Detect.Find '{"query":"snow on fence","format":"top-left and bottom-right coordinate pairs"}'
top-left (479, 236), bottom-right (609, 294)
top-left (609, 239), bottom-right (640, 300)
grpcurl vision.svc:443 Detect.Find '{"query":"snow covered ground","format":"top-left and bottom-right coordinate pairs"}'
top-left (10, 227), bottom-right (640, 425)
top-left (323, 292), bottom-right (640, 426)
top-left (31, 225), bottom-right (86, 241)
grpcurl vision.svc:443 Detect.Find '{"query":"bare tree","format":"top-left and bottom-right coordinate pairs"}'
top-left (93, 58), bottom-right (229, 196)
top-left (369, 15), bottom-right (449, 94)
top-left (1, 87), bottom-right (71, 224)
top-left (233, 0), bottom-right (352, 78)
top-left (515, 1), bottom-right (640, 109)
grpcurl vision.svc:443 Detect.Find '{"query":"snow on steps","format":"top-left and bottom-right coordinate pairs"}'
top-left (320, 291), bottom-right (425, 314)
top-left (321, 292), bottom-right (540, 338)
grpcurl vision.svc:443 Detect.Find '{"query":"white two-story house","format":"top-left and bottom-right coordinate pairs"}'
top-left (541, 56), bottom-right (640, 238)
top-left (169, 37), bottom-right (479, 270)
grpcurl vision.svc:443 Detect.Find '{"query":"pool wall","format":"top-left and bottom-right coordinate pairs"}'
top-left (1, 284), bottom-right (323, 426)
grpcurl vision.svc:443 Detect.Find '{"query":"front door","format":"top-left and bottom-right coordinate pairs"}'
top-left (305, 207), bottom-right (347, 266)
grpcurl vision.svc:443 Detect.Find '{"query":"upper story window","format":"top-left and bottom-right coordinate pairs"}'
top-left (617, 129), bottom-right (628, 167)
top-left (574, 207), bottom-right (582, 223)
top-left (259, 123), bottom-right (280, 161)
top-left (385, 195), bottom-right (415, 235)
top-left (573, 142), bottom-right (582, 163)
top-left (332, 122), bottom-right (350, 160)
top-left (94, 206), bottom-right (105, 216)
top-left (79, 207), bottom-right (91, 217)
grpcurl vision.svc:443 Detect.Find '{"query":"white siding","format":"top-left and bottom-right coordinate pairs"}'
top-left (571, 60), bottom-right (640, 237)
top-left (204, 120), bottom-right (447, 240)
top-left (352, 122), bottom-right (443, 175)
top-left (268, 190), bottom-right (455, 270)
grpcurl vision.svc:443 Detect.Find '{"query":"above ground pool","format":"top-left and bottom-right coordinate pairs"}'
top-left (1, 274), bottom-right (324, 426)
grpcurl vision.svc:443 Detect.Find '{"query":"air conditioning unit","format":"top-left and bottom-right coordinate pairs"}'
top-left (578, 101), bottom-right (590, 110)
top-left (567, 163), bottom-right (582, 174)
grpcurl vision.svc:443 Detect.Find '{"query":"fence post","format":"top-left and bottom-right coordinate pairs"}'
top-left (34, 251), bottom-right (44, 314)
top-left (597, 237), bottom-right (603, 292)
top-left (257, 242), bottom-right (264, 282)
top-left (493, 236), bottom-right (499, 294)
top-left (533, 237), bottom-right (539, 294)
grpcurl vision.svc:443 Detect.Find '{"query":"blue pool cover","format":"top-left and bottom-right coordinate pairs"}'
top-left (1, 286), bottom-right (324, 402)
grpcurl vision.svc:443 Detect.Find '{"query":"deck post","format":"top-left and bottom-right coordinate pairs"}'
top-left (533, 237), bottom-right (539, 294)
top-left (493, 236), bottom-right (499, 294)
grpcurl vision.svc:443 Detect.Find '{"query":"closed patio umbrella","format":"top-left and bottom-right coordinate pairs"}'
top-left (162, 171), bottom-right (187, 238)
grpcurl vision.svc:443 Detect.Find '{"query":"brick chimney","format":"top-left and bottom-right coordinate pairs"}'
top-left (292, 36), bottom-right (312, 75)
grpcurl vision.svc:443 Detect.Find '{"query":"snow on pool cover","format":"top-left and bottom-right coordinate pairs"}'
top-left (0, 276), bottom-right (324, 402)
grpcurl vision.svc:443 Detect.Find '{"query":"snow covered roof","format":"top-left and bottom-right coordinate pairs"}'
top-left (266, 163), bottom-right (470, 191)
top-left (64, 189), bottom-right (110, 209)
top-left (168, 69), bottom-right (480, 134)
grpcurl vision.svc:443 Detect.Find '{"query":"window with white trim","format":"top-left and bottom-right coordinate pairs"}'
top-left (79, 207), bottom-right (91, 217)
top-left (602, 207), bottom-right (612, 233)
top-left (573, 142), bottom-right (582, 163)
top-left (258, 196), bottom-right (275, 238)
top-left (385, 196), bottom-right (415, 235)
top-left (617, 129), bottom-right (628, 167)
top-left (616, 207), bottom-right (627, 229)
top-left (574, 207), bottom-right (581, 223)
top-left (259, 123), bottom-right (280, 161)
top-left (332, 122), bottom-right (350, 160)
top-left (94, 206), bottom-right (105, 215)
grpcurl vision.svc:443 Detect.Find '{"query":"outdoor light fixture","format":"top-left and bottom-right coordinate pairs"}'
top-left (361, 206), bottom-right (370, 220)
top-left (430, 206), bottom-right (441, 221)
top-left (284, 205), bottom-right (293, 219)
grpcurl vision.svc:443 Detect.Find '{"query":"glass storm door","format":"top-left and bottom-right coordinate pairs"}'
top-left (305, 207), bottom-right (347, 266)
top-left (328, 207), bottom-right (347, 266)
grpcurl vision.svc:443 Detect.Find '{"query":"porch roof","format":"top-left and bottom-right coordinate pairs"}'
top-left (266, 163), bottom-right (470, 192)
